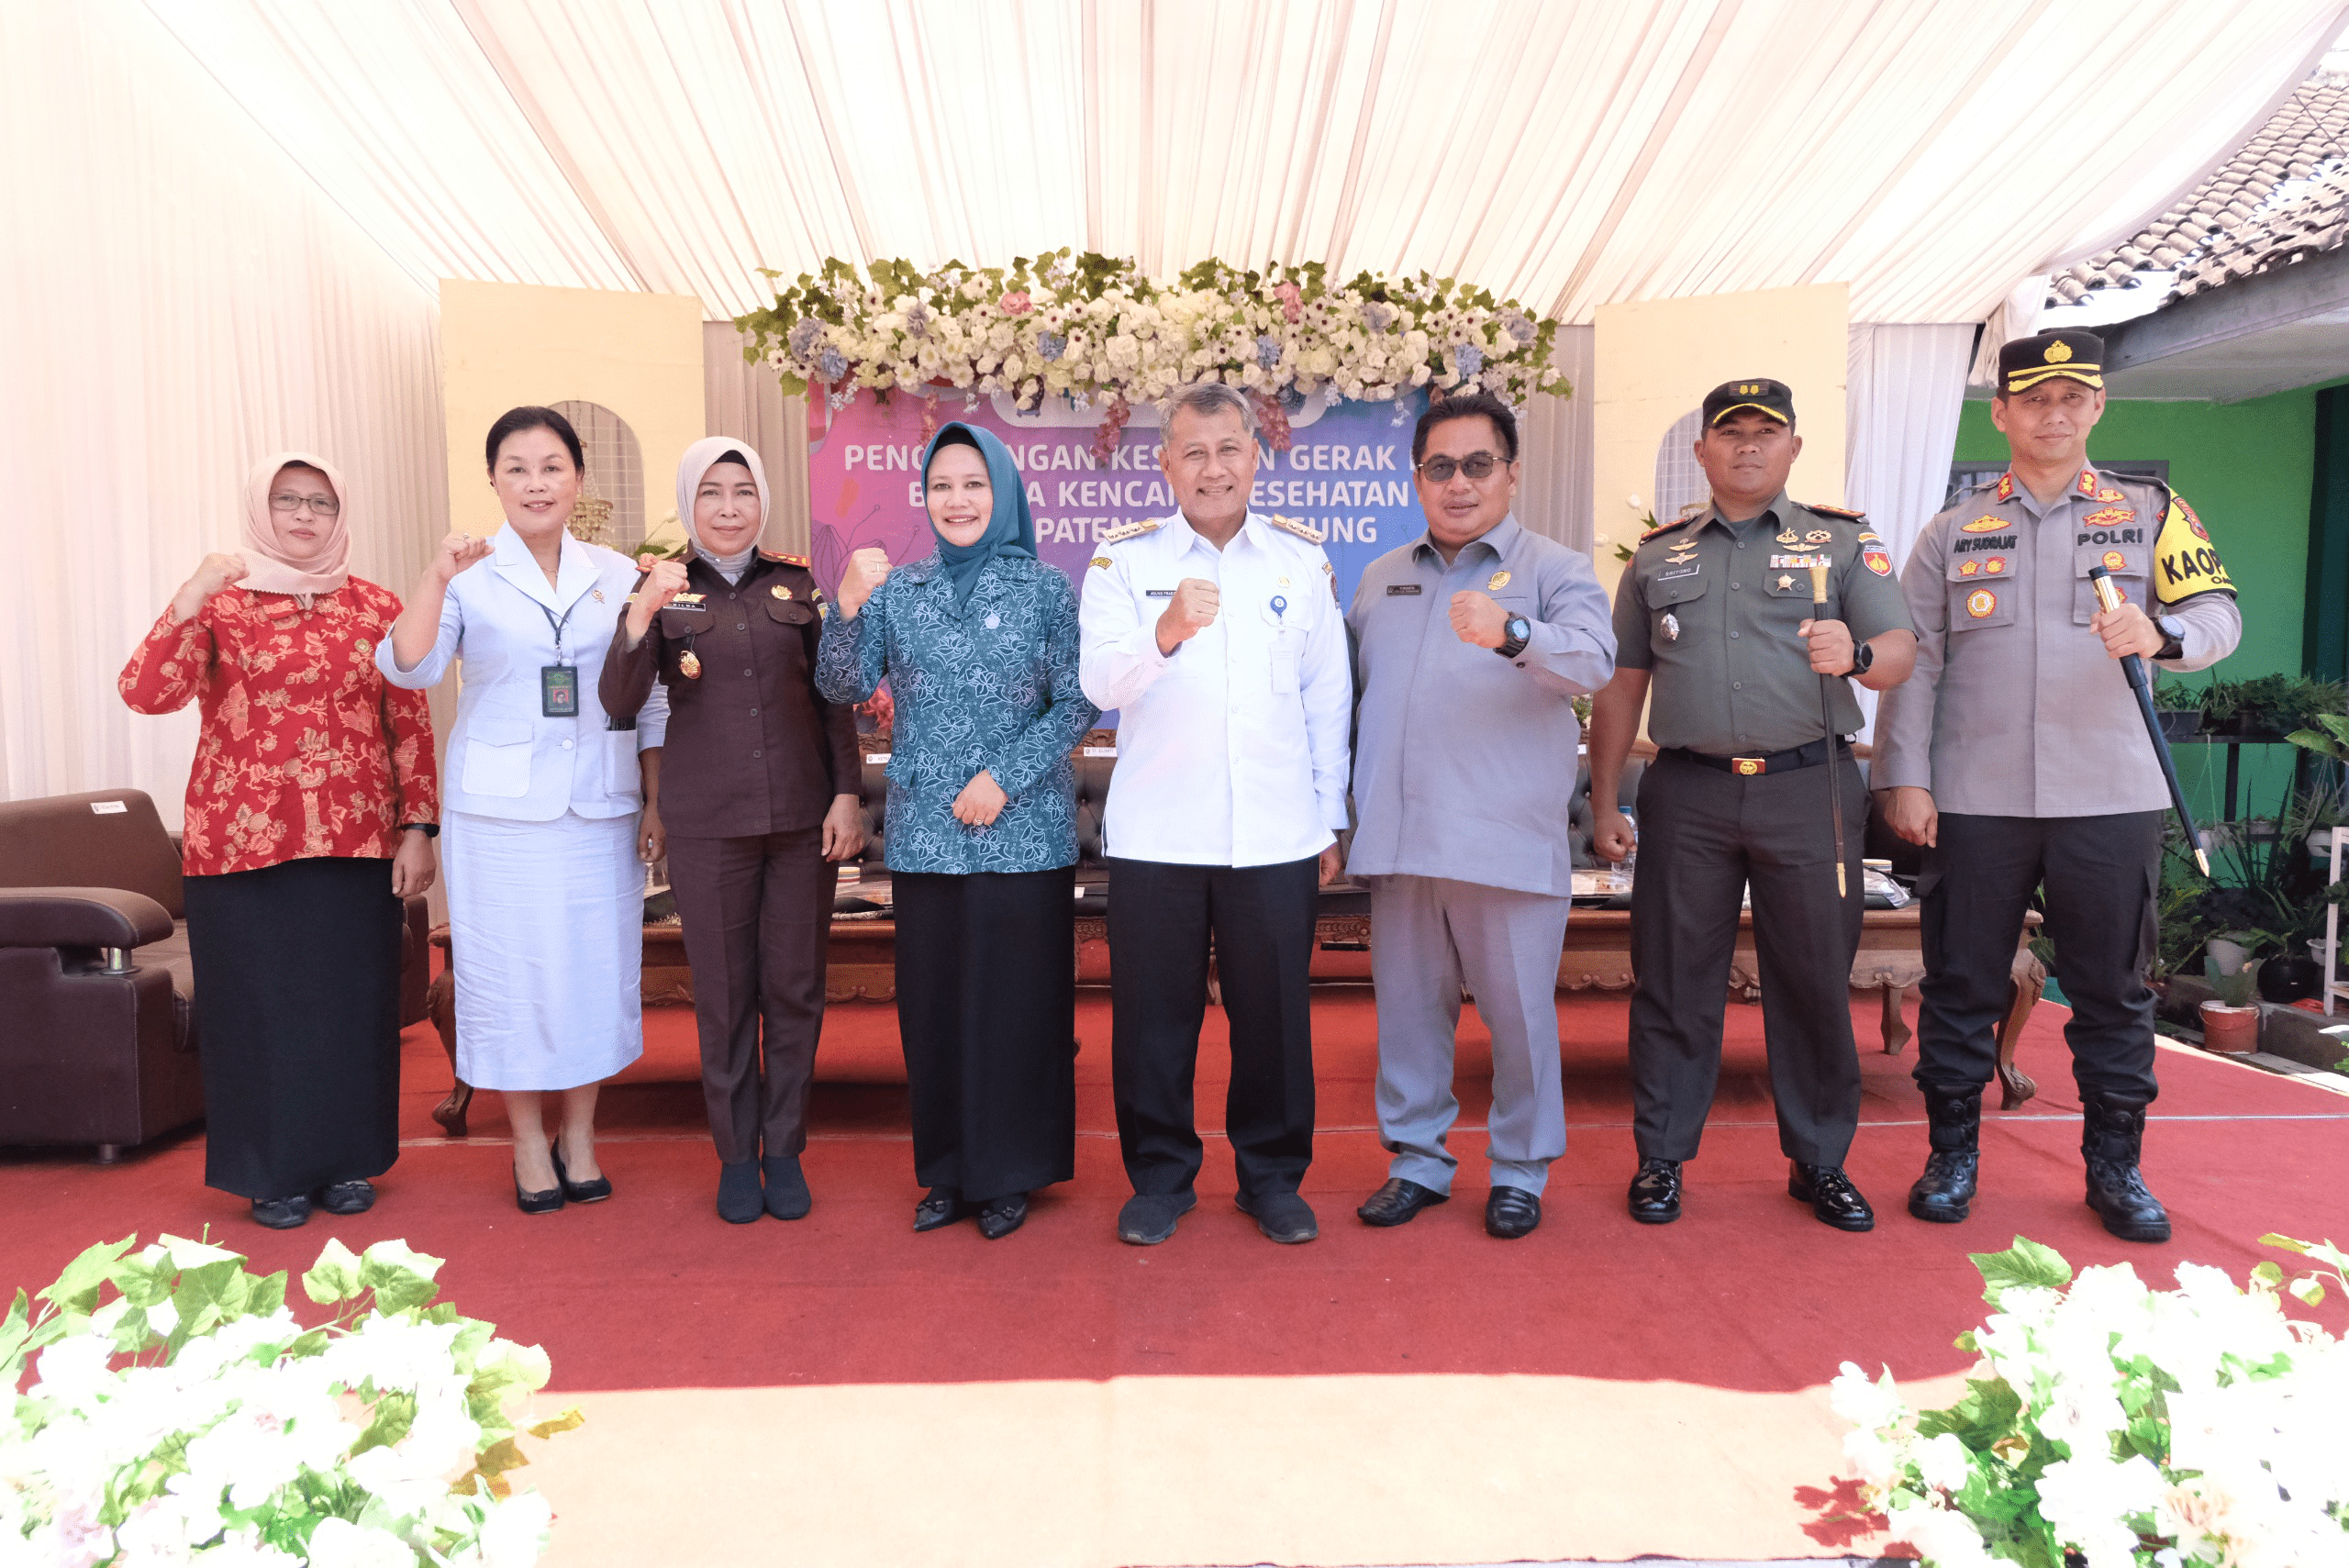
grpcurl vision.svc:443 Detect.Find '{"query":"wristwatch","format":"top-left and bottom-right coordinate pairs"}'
top-left (1845, 640), bottom-right (1876, 678)
top-left (1496, 615), bottom-right (1532, 660)
top-left (2154, 615), bottom-right (2186, 662)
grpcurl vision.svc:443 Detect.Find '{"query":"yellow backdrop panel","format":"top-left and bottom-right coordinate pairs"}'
top-left (1591, 282), bottom-right (1849, 593)
top-left (439, 279), bottom-right (704, 538)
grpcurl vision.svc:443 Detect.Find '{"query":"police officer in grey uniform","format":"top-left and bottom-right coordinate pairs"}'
top-left (1873, 329), bottom-right (2242, 1244)
top-left (1589, 379), bottom-right (1917, 1231)
top-left (1347, 391), bottom-right (1617, 1240)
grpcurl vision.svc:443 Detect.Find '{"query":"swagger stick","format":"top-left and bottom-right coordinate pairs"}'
top-left (1808, 560), bottom-right (1849, 899)
top-left (2087, 564), bottom-right (2210, 876)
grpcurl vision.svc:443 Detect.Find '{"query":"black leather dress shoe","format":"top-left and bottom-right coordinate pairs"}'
top-left (762, 1155), bottom-right (811, 1221)
top-left (717, 1160), bottom-right (763, 1225)
top-left (1357, 1177), bottom-right (1448, 1227)
top-left (551, 1145), bottom-right (612, 1205)
top-left (1484, 1186), bottom-right (1541, 1239)
top-left (914, 1187), bottom-right (974, 1232)
top-left (977, 1193), bottom-right (1029, 1240)
top-left (315, 1179), bottom-right (375, 1217)
top-left (1628, 1157), bottom-right (1682, 1224)
top-left (1789, 1162), bottom-right (1876, 1231)
top-left (250, 1195), bottom-right (311, 1229)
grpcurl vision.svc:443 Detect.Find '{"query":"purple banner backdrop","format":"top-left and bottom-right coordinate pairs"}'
top-left (804, 389), bottom-right (1432, 608)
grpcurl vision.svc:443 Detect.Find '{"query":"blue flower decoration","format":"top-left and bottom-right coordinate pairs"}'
top-left (1455, 343), bottom-right (1486, 378)
top-left (1255, 334), bottom-right (1282, 370)
top-left (818, 346), bottom-right (849, 383)
top-left (787, 318), bottom-right (824, 358)
top-left (1038, 331), bottom-right (1068, 361)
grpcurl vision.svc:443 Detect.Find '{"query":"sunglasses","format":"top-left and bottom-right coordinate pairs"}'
top-left (1416, 452), bottom-right (1508, 484)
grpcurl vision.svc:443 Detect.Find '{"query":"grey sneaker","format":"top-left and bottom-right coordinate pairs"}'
top-left (1117, 1190), bottom-right (1197, 1245)
top-left (1236, 1189), bottom-right (1319, 1244)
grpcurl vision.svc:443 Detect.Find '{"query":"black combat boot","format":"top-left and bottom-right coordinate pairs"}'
top-left (1907, 1087), bottom-right (1981, 1224)
top-left (2081, 1095), bottom-right (2171, 1243)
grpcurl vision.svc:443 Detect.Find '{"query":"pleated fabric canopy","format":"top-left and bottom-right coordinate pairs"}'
top-left (146, 0), bottom-right (2346, 324)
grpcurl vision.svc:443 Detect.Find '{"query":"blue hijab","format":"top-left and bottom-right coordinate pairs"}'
top-left (923, 422), bottom-right (1035, 614)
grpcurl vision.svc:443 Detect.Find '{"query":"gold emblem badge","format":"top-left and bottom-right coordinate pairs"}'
top-left (1986, 557), bottom-right (2007, 574)
top-left (1959, 559), bottom-right (1980, 577)
top-left (1277, 575), bottom-right (1291, 587)
top-left (1776, 573), bottom-right (1794, 591)
top-left (1661, 611), bottom-right (1680, 642)
top-left (1965, 589), bottom-right (1998, 619)
top-left (591, 588), bottom-right (605, 603)
top-left (772, 584), bottom-right (794, 600)
top-left (1665, 550), bottom-right (1697, 565)
top-left (1804, 529), bottom-right (1832, 544)
top-left (679, 649), bottom-right (703, 679)
top-left (1487, 570), bottom-right (1511, 591)
top-left (1733, 758), bottom-right (1763, 776)
top-left (2045, 339), bottom-right (2074, 363)
top-left (2102, 549), bottom-right (2128, 572)
top-left (1776, 530), bottom-right (1799, 546)
top-left (1091, 556), bottom-right (1114, 569)
top-left (1960, 516), bottom-right (2007, 534)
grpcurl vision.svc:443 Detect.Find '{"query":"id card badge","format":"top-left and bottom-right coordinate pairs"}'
top-left (540, 663), bottom-right (579, 717)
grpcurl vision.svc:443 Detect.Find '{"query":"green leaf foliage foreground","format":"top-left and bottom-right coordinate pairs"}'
top-left (2, 1234), bottom-right (581, 1565)
top-left (1832, 1235), bottom-right (2349, 1568)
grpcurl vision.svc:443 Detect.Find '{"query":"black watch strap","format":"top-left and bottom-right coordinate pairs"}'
top-left (1496, 617), bottom-right (1532, 659)
top-left (1845, 640), bottom-right (1875, 678)
top-left (399, 822), bottom-right (440, 839)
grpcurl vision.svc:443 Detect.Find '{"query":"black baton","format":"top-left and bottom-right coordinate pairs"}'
top-left (2087, 564), bottom-right (2210, 876)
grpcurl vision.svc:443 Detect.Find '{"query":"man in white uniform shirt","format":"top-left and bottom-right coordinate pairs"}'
top-left (1080, 381), bottom-right (1353, 1246)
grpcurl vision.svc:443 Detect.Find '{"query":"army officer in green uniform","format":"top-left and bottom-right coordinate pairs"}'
top-left (1588, 379), bottom-right (1917, 1231)
top-left (1873, 329), bottom-right (2241, 1244)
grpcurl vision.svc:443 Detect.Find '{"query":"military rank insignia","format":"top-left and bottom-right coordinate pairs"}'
top-left (1960, 516), bottom-right (2007, 534)
top-left (1090, 556), bottom-right (1113, 569)
top-left (1959, 559), bottom-right (1980, 577)
top-left (1985, 557), bottom-right (2008, 575)
top-left (2082, 506), bottom-right (2136, 528)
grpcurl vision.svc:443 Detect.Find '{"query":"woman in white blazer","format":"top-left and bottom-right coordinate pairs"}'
top-left (379, 406), bottom-right (667, 1214)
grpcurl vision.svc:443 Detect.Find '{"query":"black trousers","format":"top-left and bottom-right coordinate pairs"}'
top-left (1628, 751), bottom-right (1866, 1166)
top-left (184, 856), bottom-right (402, 1200)
top-left (1107, 854), bottom-right (1319, 1196)
top-left (893, 866), bottom-right (1077, 1202)
top-left (1917, 811), bottom-right (2163, 1104)
top-left (666, 827), bottom-right (833, 1164)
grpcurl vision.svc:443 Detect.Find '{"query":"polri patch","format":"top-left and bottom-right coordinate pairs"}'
top-left (1965, 588), bottom-right (1998, 618)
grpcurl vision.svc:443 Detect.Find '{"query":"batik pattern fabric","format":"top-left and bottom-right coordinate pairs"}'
top-left (815, 552), bottom-right (1095, 874)
top-left (119, 579), bottom-right (439, 875)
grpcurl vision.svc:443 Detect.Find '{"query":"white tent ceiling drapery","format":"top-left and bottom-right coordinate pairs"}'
top-left (145, 0), bottom-right (2348, 325)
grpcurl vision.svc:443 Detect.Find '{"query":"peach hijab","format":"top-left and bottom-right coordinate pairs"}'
top-left (239, 450), bottom-right (351, 605)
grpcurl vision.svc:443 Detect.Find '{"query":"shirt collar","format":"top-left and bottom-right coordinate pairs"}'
top-left (490, 524), bottom-right (596, 612)
top-left (1698, 489), bottom-right (1789, 535)
top-left (1411, 513), bottom-right (1522, 567)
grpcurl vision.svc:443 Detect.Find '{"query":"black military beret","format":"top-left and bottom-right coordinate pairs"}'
top-left (1998, 329), bottom-right (2104, 395)
top-left (1700, 378), bottom-right (1795, 427)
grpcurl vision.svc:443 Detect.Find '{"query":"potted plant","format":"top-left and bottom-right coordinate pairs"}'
top-left (2200, 930), bottom-right (2264, 1052)
top-left (2150, 675), bottom-right (2203, 741)
top-left (2199, 673), bottom-right (2347, 741)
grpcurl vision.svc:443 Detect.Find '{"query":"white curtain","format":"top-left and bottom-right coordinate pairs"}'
top-left (0, 0), bottom-right (446, 823)
top-left (1517, 326), bottom-right (1598, 555)
top-left (1844, 321), bottom-right (1976, 742)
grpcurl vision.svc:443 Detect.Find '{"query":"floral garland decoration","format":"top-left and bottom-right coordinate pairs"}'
top-left (1831, 1233), bottom-right (2349, 1568)
top-left (734, 250), bottom-right (1572, 454)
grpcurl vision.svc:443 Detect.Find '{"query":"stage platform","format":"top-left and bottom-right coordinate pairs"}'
top-left (4, 985), bottom-right (2343, 1567)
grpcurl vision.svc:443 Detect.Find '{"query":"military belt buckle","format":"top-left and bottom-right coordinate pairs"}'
top-left (1732, 756), bottom-right (1766, 777)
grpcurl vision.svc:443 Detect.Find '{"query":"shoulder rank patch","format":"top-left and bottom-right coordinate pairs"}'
top-left (1088, 555), bottom-right (1114, 570)
top-left (2098, 486), bottom-right (2127, 503)
top-left (1640, 513), bottom-right (1695, 543)
top-left (1996, 473), bottom-right (2016, 502)
top-left (758, 550), bottom-right (811, 567)
top-left (1269, 513), bottom-right (1326, 544)
top-left (2154, 492), bottom-right (2232, 603)
top-left (1100, 517), bottom-right (1163, 545)
top-left (1804, 502), bottom-right (1865, 523)
top-left (2076, 469), bottom-right (2101, 498)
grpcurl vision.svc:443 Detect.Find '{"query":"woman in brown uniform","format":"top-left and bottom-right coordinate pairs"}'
top-left (601, 438), bottom-right (864, 1223)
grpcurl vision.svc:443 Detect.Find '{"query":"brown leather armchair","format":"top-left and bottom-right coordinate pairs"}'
top-left (0, 790), bottom-right (431, 1159)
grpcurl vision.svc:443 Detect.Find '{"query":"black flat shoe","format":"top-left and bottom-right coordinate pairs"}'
top-left (1789, 1162), bottom-right (1876, 1232)
top-left (717, 1159), bottom-right (763, 1224)
top-left (976, 1193), bottom-right (1029, 1240)
top-left (514, 1146), bottom-right (563, 1216)
top-left (914, 1187), bottom-right (974, 1232)
top-left (762, 1154), bottom-right (811, 1221)
top-left (1357, 1177), bottom-right (1448, 1228)
top-left (551, 1145), bottom-right (612, 1205)
top-left (315, 1179), bottom-right (375, 1216)
top-left (250, 1195), bottom-right (311, 1229)
top-left (1628, 1157), bottom-right (1682, 1224)
top-left (1484, 1185), bottom-right (1542, 1240)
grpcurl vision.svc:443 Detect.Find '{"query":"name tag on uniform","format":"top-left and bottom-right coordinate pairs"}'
top-left (1145, 588), bottom-right (1174, 598)
top-left (669, 593), bottom-right (706, 606)
top-left (541, 664), bottom-right (579, 718)
top-left (1386, 584), bottom-right (1423, 595)
top-left (1658, 566), bottom-right (1699, 582)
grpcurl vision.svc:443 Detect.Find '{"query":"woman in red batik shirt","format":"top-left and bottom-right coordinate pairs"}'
top-left (119, 451), bottom-right (440, 1230)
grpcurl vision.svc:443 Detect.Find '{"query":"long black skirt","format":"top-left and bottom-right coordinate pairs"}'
top-left (183, 856), bottom-right (403, 1199)
top-left (892, 866), bottom-right (1077, 1202)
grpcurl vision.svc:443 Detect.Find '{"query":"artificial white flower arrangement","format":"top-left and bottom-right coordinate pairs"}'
top-left (1, 1234), bottom-right (580, 1567)
top-left (735, 250), bottom-right (1571, 450)
top-left (1833, 1234), bottom-right (2349, 1568)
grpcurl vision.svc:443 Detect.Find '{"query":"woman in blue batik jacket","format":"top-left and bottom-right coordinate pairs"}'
top-left (817, 422), bottom-right (1097, 1240)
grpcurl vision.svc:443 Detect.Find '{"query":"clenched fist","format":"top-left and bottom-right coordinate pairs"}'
top-left (167, 552), bottom-right (250, 622)
top-left (627, 555), bottom-right (692, 639)
top-left (1798, 617), bottom-right (1856, 675)
top-left (1449, 589), bottom-right (1509, 649)
top-left (838, 547), bottom-right (893, 619)
top-left (1155, 577), bottom-right (1220, 655)
top-left (428, 531), bottom-right (493, 585)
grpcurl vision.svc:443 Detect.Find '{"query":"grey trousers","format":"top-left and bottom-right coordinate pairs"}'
top-left (1369, 874), bottom-right (1572, 1195)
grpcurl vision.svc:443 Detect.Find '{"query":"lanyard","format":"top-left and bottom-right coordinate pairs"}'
top-left (536, 599), bottom-right (577, 665)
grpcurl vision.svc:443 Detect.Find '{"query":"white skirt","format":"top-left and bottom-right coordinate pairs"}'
top-left (443, 808), bottom-right (645, 1091)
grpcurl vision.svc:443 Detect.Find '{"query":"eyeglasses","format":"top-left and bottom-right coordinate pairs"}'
top-left (268, 492), bottom-right (340, 517)
top-left (1416, 452), bottom-right (1508, 483)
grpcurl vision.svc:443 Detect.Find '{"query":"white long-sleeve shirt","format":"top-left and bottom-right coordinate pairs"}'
top-left (1079, 510), bottom-right (1353, 867)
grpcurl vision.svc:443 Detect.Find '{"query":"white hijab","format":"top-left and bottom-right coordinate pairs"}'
top-left (674, 437), bottom-right (769, 582)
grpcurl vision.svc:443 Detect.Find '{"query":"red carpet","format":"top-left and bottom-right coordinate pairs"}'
top-left (5, 985), bottom-right (2343, 1564)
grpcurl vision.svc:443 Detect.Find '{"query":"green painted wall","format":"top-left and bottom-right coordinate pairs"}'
top-left (1950, 389), bottom-right (2318, 822)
